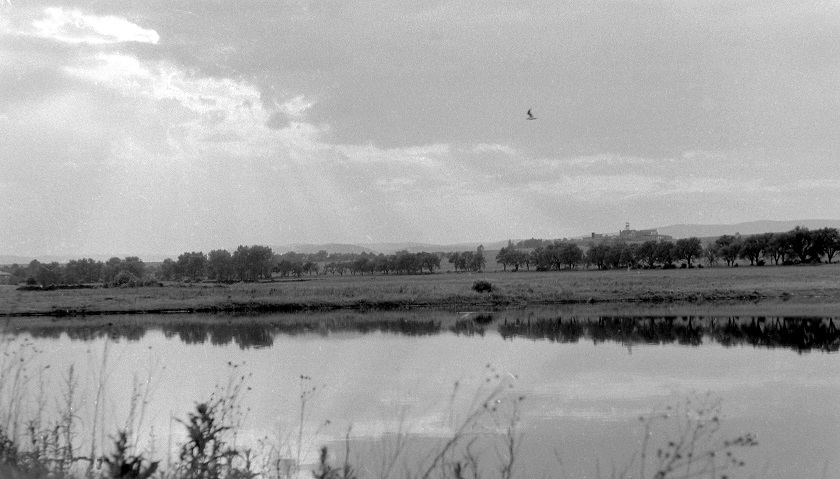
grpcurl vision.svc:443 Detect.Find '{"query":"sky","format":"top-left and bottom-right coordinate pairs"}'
top-left (1, 0), bottom-right (839, 256)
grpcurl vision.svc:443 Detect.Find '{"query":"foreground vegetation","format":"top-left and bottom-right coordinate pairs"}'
top-left (0, 342), bottom-right (759, 479)
top-left (4, 264), bottom-right (840, 317)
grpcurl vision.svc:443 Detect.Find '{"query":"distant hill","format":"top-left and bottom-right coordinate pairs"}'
top-left (362, 241), bottom-right (509, 254)
top-left (658, 219), bottom-right (840, 239)
top-left (0, 242), bottom-right (509, 265)
top-left (272, 243), bottom-right (377, 255)
top-left (274, 241), bottom-right (510, 255)
top-left (0, 253), bottom-right (173, 265)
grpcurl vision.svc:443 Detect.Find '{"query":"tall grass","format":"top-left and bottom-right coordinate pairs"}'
top-left (0, 345), bottom-right (760, 479)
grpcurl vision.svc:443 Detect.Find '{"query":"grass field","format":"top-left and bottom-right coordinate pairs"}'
top-left (3, 263), bottom-right (840, 317)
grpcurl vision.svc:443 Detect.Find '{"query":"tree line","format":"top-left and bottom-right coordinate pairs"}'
top-left (6, 256), bottom-right (151, 288)
top-left (496, 226), bottom-right (840, 271)
top-left (158, 247), bottom-right (456, 281)
top-left (496, 237), bottom-right (704, 271)
top-left (3, 226), bottom-right (838, 287)
top-left (1, 245), bottom-right (474, 286)
top-left (704, 226), bottom-right (839, 266)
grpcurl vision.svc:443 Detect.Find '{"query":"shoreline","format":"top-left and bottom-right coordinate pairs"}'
top-left (3, 265), bottom-right (840, 318)
top-left (0, 293), bottom-right (802, 318)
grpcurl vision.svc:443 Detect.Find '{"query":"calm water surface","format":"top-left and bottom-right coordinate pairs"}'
top-left (1, 309), bottom-right (838, 479)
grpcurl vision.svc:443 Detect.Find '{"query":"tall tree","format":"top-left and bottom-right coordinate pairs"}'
top-left (636, 240), bottom-right (660, 268)
top-left (813, 227), bottom-right (840, 263)
top-left (739, 234), bottom-right (770, 265)
top-left (232, 245), bottom-right (274, 281)
top-left (177, 252), bottom-right (208, 281)
top-left (122, 257), bottom-right (146, 279)
top-left (586, 243), bottom-right (610, 270)
top-left (496, 243), bottom-right (512, 271)
top-left (714, 235), bottom-right (742, 267)
top-left (448, 252), bottom-right (462, 272)
top-left (703, 242), bottom-right (720, 267)
top-left (508, 249), bottom-right (528, 271)
top-left (471, 245), bottom-right (486, 272)
top-left (64, 258), bottom-right (103, 283)
top-left (765, 232), bottom-right (790, 265)
top-left (656, 241), bottom-right (677, 268)
top-left (787, 226), bottom-right (816, 263)
top-left (417, 252), bottom-right (441, 274)
top-left (36, 262), bottom-right (63, 286)
top-left (558, 242), bottom-right (584, 270)
top-left (159, 258), bottom-right (177, 281)
top-left (207, 250), bottom-right (234, 281)
top-left (675, 237), bottom-right (703, 268)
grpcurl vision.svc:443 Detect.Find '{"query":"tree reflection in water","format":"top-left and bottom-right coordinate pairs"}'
top-left (497, 315), bottom-right (839, 352)
top-left (8, 312), bottom-right (839, 352)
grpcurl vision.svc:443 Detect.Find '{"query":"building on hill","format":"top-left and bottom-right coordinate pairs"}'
top-left (615, 223), bottom-right (673, 241)
top-left (0, 271), bottom-right (12, 285)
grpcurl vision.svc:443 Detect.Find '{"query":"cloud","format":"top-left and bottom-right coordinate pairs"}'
top-left (32, 7), bottom-right (159, 45)
top-left (66, 53), bottom-right (256, 112)
top-left (518, 174), bottom-right (771, 202)
top-left (336, 143), bottom-right (450, 167)
top-left (279, 95), bottom-right (314, 118)
top-left (471, 143), bottom-right (517, 156)
top-left (557, 154), bottom-right (658, 167)
top-left (62, 51), bottom-right (327, 160)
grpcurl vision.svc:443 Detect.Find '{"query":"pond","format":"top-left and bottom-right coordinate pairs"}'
top-left (0, 309), bottom-right (838, 479)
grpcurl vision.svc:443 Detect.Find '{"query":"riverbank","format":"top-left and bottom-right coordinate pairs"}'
top-left (3, 264), bottom-right (840, 317)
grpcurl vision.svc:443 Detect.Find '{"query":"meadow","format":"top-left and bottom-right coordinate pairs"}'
top-left (3, 264), bottom-right (840, 317)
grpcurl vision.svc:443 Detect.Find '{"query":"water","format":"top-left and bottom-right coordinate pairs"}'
top-left (1, 309), bottom-right (838, 478)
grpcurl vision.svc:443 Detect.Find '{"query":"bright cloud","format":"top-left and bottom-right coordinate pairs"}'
top-left (66, 53), bottom-right (259, 113)
top-left (62, 51), bottom-right (328, 161)
top-left (32, 7), bottom-right (159, 44)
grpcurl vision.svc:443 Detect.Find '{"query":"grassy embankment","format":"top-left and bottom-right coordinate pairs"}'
top-left (3, 264), bottom-right (840, 317)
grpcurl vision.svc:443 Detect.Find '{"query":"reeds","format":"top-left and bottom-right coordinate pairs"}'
top-left (0, 348), bottom-right (761, 479)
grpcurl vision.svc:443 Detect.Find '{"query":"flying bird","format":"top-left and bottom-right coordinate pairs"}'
top-left (526, 109), bottom-right (537, 120)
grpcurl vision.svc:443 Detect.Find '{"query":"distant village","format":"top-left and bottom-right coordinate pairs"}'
top-left (573, 223), bottom-right (673, 243)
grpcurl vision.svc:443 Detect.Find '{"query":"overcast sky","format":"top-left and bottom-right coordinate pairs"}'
top-left (1, 0), bottom-right (838, 256)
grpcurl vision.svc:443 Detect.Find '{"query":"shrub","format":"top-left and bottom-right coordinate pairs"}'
top-left (472, 280), bottom-right (492, 293)
top-left (312, 446), bottom-right (356, 479)
top-left (175, 370), bottom-right (255, 479)
top-left (112, 271), bottom-right (140, 287)
top-left (102, 431), bottom-right (159, 479)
